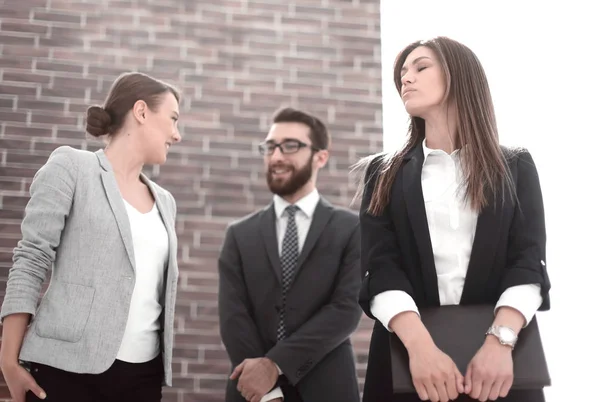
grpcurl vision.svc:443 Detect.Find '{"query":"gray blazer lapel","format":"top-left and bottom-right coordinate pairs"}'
top-left (96, 150), bottom-right (136, 273)
top-left (260, 204), bottom-right (282, 284)
top-left (141, 174), bottom-right (178, 276)
top-left (295, 198), bottom-right (334, 272)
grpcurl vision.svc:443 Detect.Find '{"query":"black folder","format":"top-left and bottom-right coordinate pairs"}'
top-left (390, 305), bottom-right (551, 393)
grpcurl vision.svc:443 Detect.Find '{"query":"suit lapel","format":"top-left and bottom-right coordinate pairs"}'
top-left (402, 144), bottom-right (440, 306)
top-left (259, 198), bottom-right (334, 285)
top-left (96, 150), bottom-right (136, 273)
top-left (260, 204), bottom-right (283, 284)
top-left (141, 174), bottom-right (178, 276)
top-left (460, 186), bottom-right (507, 304)
top-left (295, 198), bottom-right (334, 272)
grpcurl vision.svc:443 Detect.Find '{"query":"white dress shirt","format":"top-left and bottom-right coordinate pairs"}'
top-left (371, 140), bottom-right (543, 332)
top-left (117, 200), bottom-right (169, 363)
top-left (261, 189), bottom-right (320, 402)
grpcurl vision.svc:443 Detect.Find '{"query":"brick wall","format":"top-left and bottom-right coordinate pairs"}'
top-left (0, 1), bottom-right (382, 400)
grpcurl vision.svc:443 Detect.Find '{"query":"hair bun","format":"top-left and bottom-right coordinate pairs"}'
top-left (86, 106), bottom-right (112, 137)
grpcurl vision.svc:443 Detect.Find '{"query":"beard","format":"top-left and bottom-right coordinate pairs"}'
top-left (266, 158), bottom-right (313, 197)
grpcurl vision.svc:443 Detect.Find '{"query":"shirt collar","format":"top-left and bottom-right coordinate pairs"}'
top-left (273, 188), bottom-right (320, 219)
top-left (422, 139), bottom-right (461, 165)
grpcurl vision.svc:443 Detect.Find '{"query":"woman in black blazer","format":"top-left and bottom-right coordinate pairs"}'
top-left (356, 37), bottom-right (550, 402)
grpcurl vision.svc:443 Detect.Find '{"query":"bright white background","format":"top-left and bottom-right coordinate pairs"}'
top-left (380, 1), bottom-right (599, 401)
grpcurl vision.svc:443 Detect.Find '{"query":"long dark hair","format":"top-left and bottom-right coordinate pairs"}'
top-left (353, 36), bottom-right (515, 215)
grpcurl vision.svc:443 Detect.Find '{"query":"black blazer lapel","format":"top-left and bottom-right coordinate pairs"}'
top-left (460, 190), bottom-right (506, 304)
top-left (260, 203), bottom-right (283, 284)
top-left (402, 144), bottom-right (440, 306)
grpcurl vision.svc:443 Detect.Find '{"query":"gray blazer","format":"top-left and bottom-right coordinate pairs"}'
top-left (0, 146), bottom-right (179, 386)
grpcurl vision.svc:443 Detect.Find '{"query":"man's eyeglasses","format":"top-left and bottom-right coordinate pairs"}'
top-left (258, 139), bottom-right (320, 156)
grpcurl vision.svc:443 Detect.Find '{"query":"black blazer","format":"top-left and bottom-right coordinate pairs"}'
top-left (218, 197), bottom-right (362, 402)
top-left (359, 143), bottom-right (551, 402)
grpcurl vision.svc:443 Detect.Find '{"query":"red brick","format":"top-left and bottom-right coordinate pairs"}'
top-left (5, 125), bottom-right (51, 138)
top-left (32, 11), bottom-right (82, 25)
top-left (36, 60), bottom-right (84, 74)
top-left (30, 113), bottom-right (77, 126)
top-left (17, 99), bottom-right (65, 112)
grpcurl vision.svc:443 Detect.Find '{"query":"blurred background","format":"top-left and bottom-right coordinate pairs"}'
top-left (0, 0), bottom-right (381, 401)
top-left (1, 0), bottom-right (598, 401)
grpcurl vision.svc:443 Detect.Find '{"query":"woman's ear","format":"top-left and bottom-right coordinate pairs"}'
top-left (132, 100), bottom-right (148, 124)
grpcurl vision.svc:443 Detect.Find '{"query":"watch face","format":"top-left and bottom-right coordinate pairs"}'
top-left (499, 327), bottom-right (516, 342)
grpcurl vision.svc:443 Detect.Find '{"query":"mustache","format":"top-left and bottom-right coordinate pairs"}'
top-left (268, 163), bottom-right (293, 172)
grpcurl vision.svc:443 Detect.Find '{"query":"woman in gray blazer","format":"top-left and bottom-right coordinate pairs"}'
top-left (0, 72), bottom-right (182, 402)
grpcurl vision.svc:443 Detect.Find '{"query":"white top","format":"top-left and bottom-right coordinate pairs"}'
top-left (116, 200), bottom-right (169, 363)
top-left (273, 188), bottom-right (320, 254)
top-left (261, 189), bottom-right (320, 402)
top-left (371, 140), bottom-right (543, 331)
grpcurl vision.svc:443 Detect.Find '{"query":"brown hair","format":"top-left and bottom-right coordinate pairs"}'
top-left (354, 36), bottom-right (515, 215)
top-left (86, 72), bottom-right (180, 137)
top-left (272, 107), bottom-right (330, 150)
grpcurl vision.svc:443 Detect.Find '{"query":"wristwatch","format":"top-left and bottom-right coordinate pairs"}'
top-left (485, 325), bottom-right (518, 349)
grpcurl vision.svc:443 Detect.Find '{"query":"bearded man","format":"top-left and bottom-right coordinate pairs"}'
top-left (218, 107), bottom-right (362, 402)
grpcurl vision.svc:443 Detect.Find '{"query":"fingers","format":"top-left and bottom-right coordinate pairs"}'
top-left (499, 377), bottom-right (513, 398)
top-left (239, 387), bottom-right (255, 402)
top-left (24, 372), bottom-right (46, 400)
top-left (488, 380), bottom-right (504, 401)
top-left (454, 366), bottom-right (465, 394)
top-left (424, 381), bottom-right (440, 402)
top-left (469, 373), bottom-right (483, 400)
top-left (478, 379), bottom-right (493, 402)
top-left (231, 360), bottom-right (246, 380)
top-left (28, 382), bottom-right (47, 400)
top-left (414, 380), bottom-right (429, 401)
top-left (445, 372), bottom-right (459, 401)
top-left (434, 379), bottom-right (449, 402)
top-left (464, 364), bottom-right (473, 394)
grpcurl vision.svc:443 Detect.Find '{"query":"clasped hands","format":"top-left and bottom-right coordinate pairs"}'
top-left (409, 335), bottom-right (513, 402)
top-left (230, 357), bottom-right (281, 402)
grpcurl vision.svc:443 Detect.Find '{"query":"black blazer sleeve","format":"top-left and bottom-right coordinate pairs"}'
top-left (358, 156), bottom-right (415, 319)
top-left (501, 150), bottom-right (551, 310)
top-left (218, 224), bottom-right (267, 367)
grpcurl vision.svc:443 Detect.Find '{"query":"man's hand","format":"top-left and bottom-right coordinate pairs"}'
top-left (465, 336), bottom-right (514, 401)
top-left (230, 357), bottom-right (279, 402)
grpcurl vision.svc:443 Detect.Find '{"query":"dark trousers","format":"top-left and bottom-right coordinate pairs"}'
top-left (26, 355), bottom-right (163, 402)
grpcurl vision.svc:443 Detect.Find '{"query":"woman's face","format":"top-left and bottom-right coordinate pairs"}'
top-left (399, 46), bottom-right (447, 119)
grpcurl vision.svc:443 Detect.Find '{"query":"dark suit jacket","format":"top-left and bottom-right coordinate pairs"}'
top-left (219, 196), bottom-right (362, 402)
top-left (359, 143), bottom-right (551, 402)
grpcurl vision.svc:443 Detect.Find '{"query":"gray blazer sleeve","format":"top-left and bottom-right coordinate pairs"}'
top-left (0, 146), bottom-right (77, 321)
